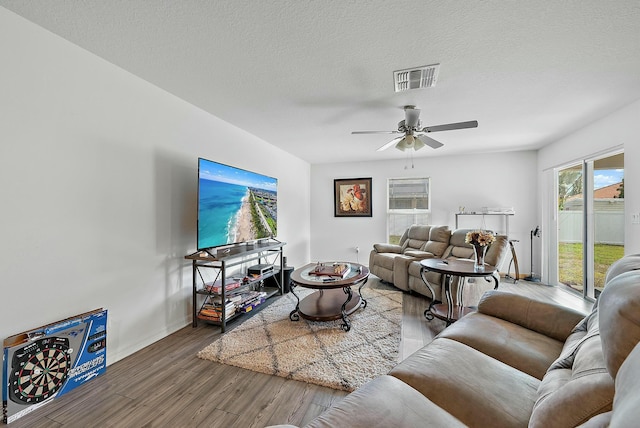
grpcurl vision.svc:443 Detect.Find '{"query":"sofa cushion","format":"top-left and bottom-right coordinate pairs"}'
top-left (604, 253), bottom-right (640, 284)
top-left (402, 225), bottom-right (431, 252)
top-left (423, 225), bottom-right (450, 256)
top-left (437, 311), bottom-right (566, 380)
top-left (573, 368), bottom-right (640, 428)
top-left (397, 227), bottom-right (410, 247)
top-left (608, 341), bottom-right (640, 427)
top-left (448, 228), bottom-right (471, 246)
top-left (403, 249), bottom-right (434, 258)
top-left (443, 229), bottom-right (468, 256)
top-left (389, 338), bottom-right (539, 428)
top-left (390, 255), bottom-right (416, 291)
top-left (475, 290), bottom-right (587, 342)
top-left (407, 224), bottom-right (431, 241)
top-left (305, 375), bottom-right (466, 428)
top-left (404, 238), bottom-right (426, 251)
top-left (548, 309), bottom-right (598, 370)
top-left (448, 245), bottom-right (473, 259)
top-left (372, 253), bottom-right (397, 271)
top-left (578, 411), bottom-right (612, 428)
top-left (368, 251), bottom-right (399, 284)
top-left (485, 234), bottom-right (509, 269)
top-left (529, 307), bottom-right (614, 428)
top-left (598, 269), bottom-right (640, 377)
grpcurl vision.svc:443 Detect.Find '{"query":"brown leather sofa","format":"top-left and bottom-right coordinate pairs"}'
top-left (369, 224), bottom-right (509, 303)
top-left (270, 254), bottom-right (640, 428)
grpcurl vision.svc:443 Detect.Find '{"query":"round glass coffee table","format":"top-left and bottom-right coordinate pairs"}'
top-left (289, 262), bottom-right (369, 331)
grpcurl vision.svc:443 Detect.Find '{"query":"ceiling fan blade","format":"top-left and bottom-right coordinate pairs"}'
top-left (415, 135), bottom-right (444, 149)
top-left (422, 120), bottom-right (478, 133)
top-left (352, 130), bottom-right (402, 135)
top-left (377, 136), bottom-right (404, 151)
top-left (404, 107), bottom-right (421, 128)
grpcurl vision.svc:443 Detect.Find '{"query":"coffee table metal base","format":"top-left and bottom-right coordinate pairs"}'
top-left (288, 262), bottom-right (369, 332)
top-left (290, 288), bottom-right (366, 332)
top-left (299, 288), bottom-right (362, 317)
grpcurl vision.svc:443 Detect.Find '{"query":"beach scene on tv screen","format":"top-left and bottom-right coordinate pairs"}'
top-left (198, 159), bottom-right (277, 250)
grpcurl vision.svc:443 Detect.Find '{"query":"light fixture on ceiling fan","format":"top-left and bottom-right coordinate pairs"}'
top-left (352, 105), bottom-right (478, 152)
top-left (394, 132), bottom-right (421, 151)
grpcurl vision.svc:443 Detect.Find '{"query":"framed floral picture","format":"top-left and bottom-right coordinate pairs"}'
top-left (334, 177), bottom-right (372, 217)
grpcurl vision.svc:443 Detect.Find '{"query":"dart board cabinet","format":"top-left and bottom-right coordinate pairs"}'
top-left (3, 309), bottom-right (107, 424)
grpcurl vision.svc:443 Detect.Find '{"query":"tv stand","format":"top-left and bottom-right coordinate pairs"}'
top-left (204, 248), bottom-right (218, 258)
top-left (185, 240), bottom-right (286, 333)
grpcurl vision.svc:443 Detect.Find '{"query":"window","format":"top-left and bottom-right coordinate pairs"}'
top-left (387, 177), bottom-right (431, 244)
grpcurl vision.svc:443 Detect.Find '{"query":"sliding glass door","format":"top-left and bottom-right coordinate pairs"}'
top-left (557, 164), bottom-right (584, 292)
top-left (556, 152), bottom-right (624, 299)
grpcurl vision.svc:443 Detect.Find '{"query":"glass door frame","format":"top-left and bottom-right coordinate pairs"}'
top-left (550, 149), bottom-right (624, 301)
top-left (555, 162), bottom-right (585, 296)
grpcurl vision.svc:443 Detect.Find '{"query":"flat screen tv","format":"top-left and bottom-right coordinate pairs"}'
top-left (197, 158), bottom-right (278, 250)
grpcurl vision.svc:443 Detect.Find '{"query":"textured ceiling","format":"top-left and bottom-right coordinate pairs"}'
top-left (2, 0), bottom-right (640, 164)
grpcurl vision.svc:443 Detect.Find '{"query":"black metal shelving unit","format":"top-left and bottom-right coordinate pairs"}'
top-left (185, 240), bottom-right (286, 333)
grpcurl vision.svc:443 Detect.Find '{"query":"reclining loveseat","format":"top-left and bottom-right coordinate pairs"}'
top-left (271, 253), bottom-right (640, 427)
top-left (369, 224), bottom-right (509, 303)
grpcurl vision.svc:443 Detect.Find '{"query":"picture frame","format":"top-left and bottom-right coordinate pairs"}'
top-left (334, 177), bottom-right (372, 217)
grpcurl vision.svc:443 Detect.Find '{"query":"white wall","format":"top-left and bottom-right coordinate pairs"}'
top-left (0, 7), bottom-right (310, 389)
top-left (538, 99), bottom-right (640, 283)
top-left (4, 0), bottom-right (637, 396)
top-left (310, 150), bottom-right (538, 273)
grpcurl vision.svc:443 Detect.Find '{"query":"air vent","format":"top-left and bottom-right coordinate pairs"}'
top-left (393, 64), bottom-right (440, 92)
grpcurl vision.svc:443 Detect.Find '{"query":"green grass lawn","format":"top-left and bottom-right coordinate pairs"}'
top-left (558, 243), bottom-right (624, 288)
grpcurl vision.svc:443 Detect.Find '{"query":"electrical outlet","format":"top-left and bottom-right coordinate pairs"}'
top-left (633, 213), bottom-right (640, 225)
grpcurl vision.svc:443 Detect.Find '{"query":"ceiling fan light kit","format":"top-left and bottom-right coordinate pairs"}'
top-left (352, 105), bottom-right (478, 153)
top-left (394, 133), bottom-right (427, 152)
top-left (395, 136), bottom-right (412, 152)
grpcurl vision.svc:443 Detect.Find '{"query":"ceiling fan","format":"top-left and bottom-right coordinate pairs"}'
top-left (352, 105), bottom-right (478, 152)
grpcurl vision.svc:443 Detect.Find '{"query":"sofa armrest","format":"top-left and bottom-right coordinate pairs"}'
top-left (477, 290), bottom-right (588, 342)
top-left (403, 249), bottom-right (435, 259)
top-left (373, 243), bottom-right (402, 253)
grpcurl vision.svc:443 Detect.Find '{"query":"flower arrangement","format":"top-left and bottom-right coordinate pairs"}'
top-left (465, 230), bottom-right (496, 247)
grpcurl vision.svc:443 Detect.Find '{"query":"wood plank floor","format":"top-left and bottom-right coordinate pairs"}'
top-left (8, 277), bottom-right (592, 428)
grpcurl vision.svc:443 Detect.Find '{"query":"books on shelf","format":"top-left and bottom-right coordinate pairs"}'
top-left (199, 290), bottom-right (268, 320)
top-left (237, 291), bottom-right (267, 312)
top-left (217, 293), bottom-right (244, 304)
top-left (201, 271), bottom-right (270, 294)
top-left (197, 312), bottom-right (223, 322)
top-left (237, 291), bottom-right (266, 306)
top-left (238, 297), bottom-right (266, 313)
top-left (199, 301), bottom-right (236, 321)
top-left (204, 278), bottom-right (241, 293)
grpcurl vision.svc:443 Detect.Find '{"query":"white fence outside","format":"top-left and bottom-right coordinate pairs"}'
top-left (558, 211), bottom-right (625, 245)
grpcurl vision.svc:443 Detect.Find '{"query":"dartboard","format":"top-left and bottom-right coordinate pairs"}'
top-left (9, 337), bottom-right (71, 404)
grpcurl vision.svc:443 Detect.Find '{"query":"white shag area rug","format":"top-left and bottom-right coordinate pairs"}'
top-left (197, 286), bottom-right (402, 392)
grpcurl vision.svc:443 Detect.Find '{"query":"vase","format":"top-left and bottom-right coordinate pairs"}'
top-left (473, 244), bottom-right (487, 272)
